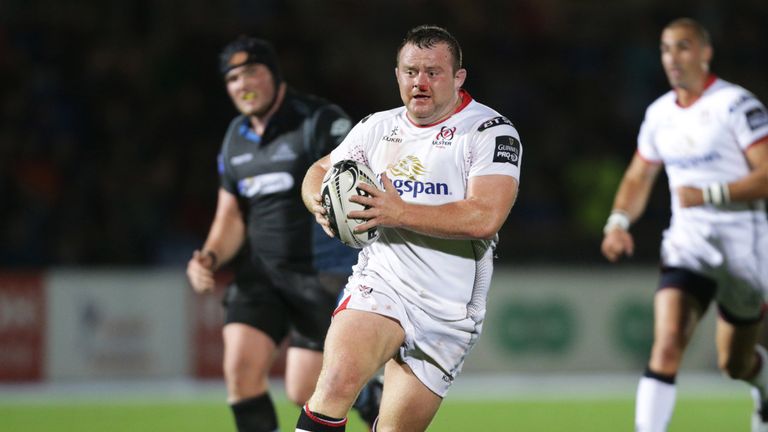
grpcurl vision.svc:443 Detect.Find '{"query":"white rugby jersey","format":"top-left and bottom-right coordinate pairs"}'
top-left (638, 76), bottom-right (768, 223)
top-left (330, 90), bottom-right (522, 320)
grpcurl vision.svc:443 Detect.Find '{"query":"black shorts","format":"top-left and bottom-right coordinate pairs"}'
top-left (223, 267), bottom-right (348, 351)
top-left (659, 266), bottom-right (764, 325)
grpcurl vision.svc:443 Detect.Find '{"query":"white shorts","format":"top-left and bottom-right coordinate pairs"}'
top-left (661, 217), bottom-right (768, 319)
top-left (335, 283), bottom-right (482, 397)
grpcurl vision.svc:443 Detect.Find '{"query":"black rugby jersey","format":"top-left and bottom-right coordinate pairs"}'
top-left (218, 89), bottom-right (357, 273)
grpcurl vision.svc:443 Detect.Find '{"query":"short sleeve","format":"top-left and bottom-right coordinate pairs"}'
top-left (727, 91), bottom-right (768, 150)
top-left (218, 119), bottom-right (242, 195)
top-left (468, 120), bottom-right (522, 182)
top-left (330, 114), bottom-right (375, 167)
top-left (637, 109), bottom-right (661, 162)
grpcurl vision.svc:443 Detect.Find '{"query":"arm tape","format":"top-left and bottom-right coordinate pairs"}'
top-left (603, 210), bottom-right (631, 234)
top-left (702, 183), bottom-right (730, 206)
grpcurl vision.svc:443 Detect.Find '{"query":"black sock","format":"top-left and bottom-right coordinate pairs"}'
top-left (296, 404), bottom-right (347, 431)
top-left (230, 393), bottom-right (278, 432)
top-left (644, 366), bottom-right (677, 385)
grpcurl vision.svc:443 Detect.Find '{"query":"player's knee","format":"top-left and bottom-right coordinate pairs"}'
top-left (223, 355), bottom-right (248, 383)
top-left (223, 358), bottom-right (268, 399)
top-left (650, 341), bottom-right (684, 368)
top-left (718, 354), bottom-right (752, 380)
top-left (285, 383), bottom-right (314, 407)
top-left (315, 368), bottom-right (367, 404)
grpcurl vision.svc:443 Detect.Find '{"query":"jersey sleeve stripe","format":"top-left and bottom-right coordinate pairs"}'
top-left (745, 133), bottom-right (768, 152)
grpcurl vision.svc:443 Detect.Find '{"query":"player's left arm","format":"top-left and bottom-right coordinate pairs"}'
top-left (677, 136), bottom-right (768, 207)
top-left (302, 154), bottom-right (335, 236)
top-left (352, 173), bottom-right (519, 240)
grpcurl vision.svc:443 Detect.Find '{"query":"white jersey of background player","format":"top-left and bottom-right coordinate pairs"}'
top-left (638, 76), bottom-right (768, 307)
top-left (601, 18), bottom-right (768, 432)
top-left (331, 90), bottom-right (521, 322)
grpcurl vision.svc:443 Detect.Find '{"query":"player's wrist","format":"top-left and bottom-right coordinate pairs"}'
top-left (603, 210), bottom-right (630, 235)
top-left (203, 249), bottom-right (219, 270)
top-left (701, 182), bottom-right (730, 206)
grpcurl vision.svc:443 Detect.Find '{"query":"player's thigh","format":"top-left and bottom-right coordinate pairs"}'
top-left (284, 347), bottom-right (324, 405)
top-left (322, 309), bottom-right (405, 384)
top-left (653, 287), bottom-right (705, 345)
top-left (223, 280), bottom-right (291, 346)
top-left (222, 323), bottom-right (278, 377)
top-left (377, 358), bottom-right (442, 432)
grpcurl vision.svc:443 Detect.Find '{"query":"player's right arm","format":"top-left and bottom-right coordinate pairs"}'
top-left (601, 153), bottom-right (662, 263)
top-left (187, 188), bottom-right (245, 293)
top-left (302, 154), bottom-right (335, 237)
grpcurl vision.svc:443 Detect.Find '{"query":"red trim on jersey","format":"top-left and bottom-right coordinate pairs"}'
top-left (332, 295), bottom-right (351, 317)
top-left (745, 134), bottom-right (768, 152)
top-left (303, 404), bottom-right (348, 427)
top-left (406, 89), bottom-right (473, 128)
top-left (703, 74), bottom-right (717, 90)
top-left (675, 74), bottom-right (718, 108)
top-left (634, 149), bottom-right (662, 165)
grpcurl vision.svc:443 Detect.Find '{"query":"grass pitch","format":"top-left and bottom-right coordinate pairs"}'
top-left (0, 396), bottom-right (752, 431)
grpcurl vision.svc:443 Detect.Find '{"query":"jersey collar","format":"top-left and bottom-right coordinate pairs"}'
top-left (407, 89), bottom-right (473, 128)
top-left (237, 88), bottom-right (293, 144)
top-left (675, 74), bottom-right (717, 108)
top-left (238, 119), bottom-right (262, 143)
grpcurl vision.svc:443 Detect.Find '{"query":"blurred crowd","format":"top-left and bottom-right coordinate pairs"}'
top-left (1, 0), bottom-right (767, 267)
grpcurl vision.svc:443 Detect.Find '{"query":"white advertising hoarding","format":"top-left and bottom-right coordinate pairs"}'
top-left (467, 266), bottom-right (719, 372)
top-left (46, 270), bottom-right (191, 380)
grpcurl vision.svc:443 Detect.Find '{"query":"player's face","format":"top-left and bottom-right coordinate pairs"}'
top-left (225, 63), bottom-right (276, 117)
top-left (660, 26), bottom-right (712, 90)
top-left (396, 42), bottom-right (466, 126)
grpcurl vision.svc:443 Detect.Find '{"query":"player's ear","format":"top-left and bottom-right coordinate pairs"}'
top-left (454, 68), bottom-right (467, 89)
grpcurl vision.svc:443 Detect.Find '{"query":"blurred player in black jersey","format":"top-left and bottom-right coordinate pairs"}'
top-left (186, 36), bottom-right (381, 432)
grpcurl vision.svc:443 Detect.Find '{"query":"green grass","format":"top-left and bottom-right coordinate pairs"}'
top-left (0, 397), bottom-right (752, 431)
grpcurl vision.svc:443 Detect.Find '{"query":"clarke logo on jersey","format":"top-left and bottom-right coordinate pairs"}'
top-left (386, 155), bottom-right (450, 198)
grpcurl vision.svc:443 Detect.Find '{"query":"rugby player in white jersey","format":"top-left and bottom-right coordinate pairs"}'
top-left (294, 25), bottom-right (522, 431)
top-left (601, 17), bottom-right (768, 432)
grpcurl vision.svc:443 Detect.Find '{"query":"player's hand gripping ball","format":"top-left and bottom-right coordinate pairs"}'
top-left (321, 160), bottom-right (381, 248)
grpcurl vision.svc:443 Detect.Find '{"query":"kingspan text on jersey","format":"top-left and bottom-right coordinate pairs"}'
top-left (391, 178), bottom-right (449, 198)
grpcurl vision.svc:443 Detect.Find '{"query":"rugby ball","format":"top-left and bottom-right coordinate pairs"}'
top-left (320, 160), bottom-right (380, 248)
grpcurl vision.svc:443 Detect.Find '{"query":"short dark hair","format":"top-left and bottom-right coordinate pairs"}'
top-left (219, 36), bottom-right (283, 86)
top-left (397, 25), bottom-right (463, 72)
top-left (664, 17), bottom-right (711, 46)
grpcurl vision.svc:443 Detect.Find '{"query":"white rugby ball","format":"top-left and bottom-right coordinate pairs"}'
top-left (320, 160), bottom-right (380, 248)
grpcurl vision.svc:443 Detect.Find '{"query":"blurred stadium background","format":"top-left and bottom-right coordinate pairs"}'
top-left (1, 0), bottom-right (767, 430)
